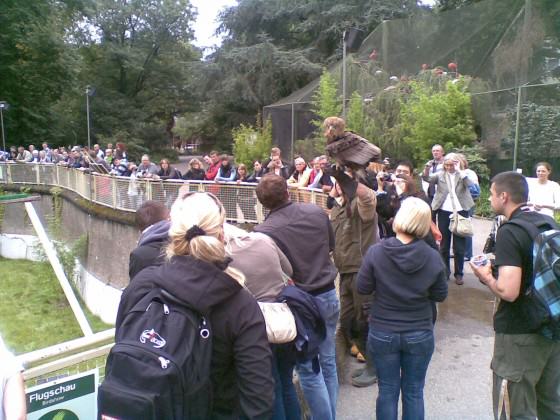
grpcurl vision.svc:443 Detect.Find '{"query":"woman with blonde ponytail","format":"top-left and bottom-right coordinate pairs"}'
top-left (116, 190), bottom-right (274, 419)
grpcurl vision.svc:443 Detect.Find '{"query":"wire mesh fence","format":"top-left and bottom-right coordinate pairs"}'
top-left (0, 163), bottom-right (330, 221)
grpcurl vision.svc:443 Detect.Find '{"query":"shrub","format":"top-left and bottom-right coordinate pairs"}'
top-left (232, 118), bottom-right (272, 168)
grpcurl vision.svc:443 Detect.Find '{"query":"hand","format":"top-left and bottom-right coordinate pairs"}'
top-left (469, 262), bottom-right (493, 286)
top-left (533, 204), bottom-right (543, 211)
top-left (454, 160), bottom-right (461, 172)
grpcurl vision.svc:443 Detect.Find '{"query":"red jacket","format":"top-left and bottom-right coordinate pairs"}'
top-left (205, 161), bottom-right (220, 180)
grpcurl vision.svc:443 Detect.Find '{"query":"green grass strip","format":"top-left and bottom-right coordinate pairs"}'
top-left (0, 257), bottom-right (112, 354)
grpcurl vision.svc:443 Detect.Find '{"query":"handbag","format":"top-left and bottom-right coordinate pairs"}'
top-left (257, 302), bottom-right (297, 344)
top-left (446, 173), bottom-right (474, 238)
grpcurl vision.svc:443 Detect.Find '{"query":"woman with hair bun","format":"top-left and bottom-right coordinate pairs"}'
top-left (115, 190), bottom-right (274, 418)
top-left (527, 161), bottom-right (560, 218)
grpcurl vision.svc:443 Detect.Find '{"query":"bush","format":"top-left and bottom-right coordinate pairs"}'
top-left (151, 148), bottom-right (179, 164)
top-left (474, 183), bottom-right (493, 218)
top-left (400, 78), bottom-right (477, 163)
top-left (232, 118), bottom-right (272, 168)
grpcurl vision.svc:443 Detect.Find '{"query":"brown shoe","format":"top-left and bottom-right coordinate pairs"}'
top-left (455, 275), bottom-right (464, 285)
top-left (350, 343), bottom-right (359, 357)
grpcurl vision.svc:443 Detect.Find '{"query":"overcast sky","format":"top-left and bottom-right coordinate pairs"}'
top-left (189, 0), bottom-right (435, 48)
top-left (190, 0), bottom-right (237, 49)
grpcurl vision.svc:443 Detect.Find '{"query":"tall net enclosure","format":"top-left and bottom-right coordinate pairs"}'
top-left (264, 0), bottom-right (560, 176)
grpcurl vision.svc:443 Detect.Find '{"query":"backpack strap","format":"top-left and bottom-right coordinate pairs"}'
top-left (504, 216), bottom-right (554, 240)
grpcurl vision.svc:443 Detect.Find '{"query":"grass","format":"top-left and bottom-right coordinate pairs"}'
top-left (0, 257), bottom-right (112, 354)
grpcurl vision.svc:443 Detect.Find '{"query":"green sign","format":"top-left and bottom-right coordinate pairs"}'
top-left (26, 370), bottom-right (98, 420)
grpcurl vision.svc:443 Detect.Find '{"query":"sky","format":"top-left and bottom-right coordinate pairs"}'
top-left (190, 0), bottom-right (436, 48)
top-left (190, 0), bottom-right (238, 49)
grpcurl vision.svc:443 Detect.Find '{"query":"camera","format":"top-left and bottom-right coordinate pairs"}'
top-left (383, 173), bottom-right (393, 182)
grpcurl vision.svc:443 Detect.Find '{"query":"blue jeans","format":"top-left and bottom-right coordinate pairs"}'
top-left (296, 288), bottom-right (340, 420)
top-left (368, 329), bottom-right (435, 420)
top-left (271, 343), bottom-right (301, 420)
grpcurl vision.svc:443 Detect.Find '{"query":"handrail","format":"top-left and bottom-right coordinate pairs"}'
top-left (17, 329), bottom-right (115, 369)
top-left (0, 163), bottom-right (329, 223)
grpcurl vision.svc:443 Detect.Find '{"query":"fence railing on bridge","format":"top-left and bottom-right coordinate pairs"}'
top-left (0, 163), bottom-right (329, 223)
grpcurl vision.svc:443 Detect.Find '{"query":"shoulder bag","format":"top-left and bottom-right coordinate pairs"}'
top-left (248, 273), bottom-right (297, 344)
top-left (446, 173), bottom-right (474, 237)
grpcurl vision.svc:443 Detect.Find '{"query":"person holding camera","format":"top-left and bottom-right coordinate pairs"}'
top-left (136, 154), bottom-right (158, 179)
top-left (422, 144), bottom-right (445, 203)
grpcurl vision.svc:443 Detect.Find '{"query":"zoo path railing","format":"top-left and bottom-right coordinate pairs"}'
top-left (0, 163), bottom-right (329, 224)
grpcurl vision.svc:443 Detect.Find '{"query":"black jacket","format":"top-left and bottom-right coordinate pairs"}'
top-left (358, 237), bottom-right (448, 332)
top-left (254, 202), bottom-right (338, 294)
top-left (117, 256), bottom-right (274, 419)
top-left (157, 167), bottom-right (182, 180)
top-left (128, 220), bottom-right (170, 280)
top-left (183, 168), bottom-right (206, 181)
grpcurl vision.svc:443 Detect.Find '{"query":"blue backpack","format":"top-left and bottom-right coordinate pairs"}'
top-left (506, 217), bottom-right (560, 340)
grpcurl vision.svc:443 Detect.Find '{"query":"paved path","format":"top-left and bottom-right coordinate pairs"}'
top-left (337, 217), bottom-right (496, 419)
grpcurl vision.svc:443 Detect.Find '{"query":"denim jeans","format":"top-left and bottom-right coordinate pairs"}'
top-left (437, 209), bottom-right (468, 277)
top-left (297, 288), bottom-right (340, 420)
top-left (271, 343), bottom-right (301, 420)
top-left (368, 328), bottom-right (435, 420)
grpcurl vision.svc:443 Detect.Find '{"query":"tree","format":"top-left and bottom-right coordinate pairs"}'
top-left (502, 103), bottom-right (560, 174)
top-left (400, 78), bottom-right (477, 162)
top-left (58, 0), bottom-right (200, 153)
top-left (346, 92), bottom-right (365, 134)
top-left (232, 118), bottom-right (272, 168)
top-left (0, 0), bottom-right (79, 146)
top-left (311, 69), bottom-right (342, 126)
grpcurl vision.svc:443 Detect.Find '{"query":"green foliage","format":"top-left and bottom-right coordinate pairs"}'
top-left (502, 103), bottom-right (560, 174)
top-left (294, 138), bottom-right (326, 162)
top-left (475, 183), bottom-right (493, 218)
top-left (362, 89), bottom-right (409, 160)
top-left (311, 69), bottom-right (342, 127)
top-left (0, 0), bottom-right (79, 146)
top-left (0, 257), bottom-right (110, 353)
top-left (452, 144), bottom-right (491, 184)
top-left (346, 92), bottom-right (365, 134)
top-left (400, 79), bottom-right (477, 163)
top-left (151, 149), bottom-right (179, 164)
top-left (232, 118), bottom-right (273, 168)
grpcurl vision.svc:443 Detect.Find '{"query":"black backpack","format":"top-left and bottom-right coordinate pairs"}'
top-left (98, 288), bottom-right (212, 419)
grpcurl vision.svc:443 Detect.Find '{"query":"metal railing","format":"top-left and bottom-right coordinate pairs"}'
top-left (18, 329), bottom-right (115, 387)
top-left (1, 163), bottom-right (331, 383)
top-left (0, 163), bottom-right (329, 223)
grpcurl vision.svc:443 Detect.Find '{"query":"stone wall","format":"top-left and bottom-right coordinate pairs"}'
top-left (0, 193), bottom-right (138, 290)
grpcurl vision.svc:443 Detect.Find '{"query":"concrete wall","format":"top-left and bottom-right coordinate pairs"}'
top-left (1, 194), bottom-right (138, 289)
top-left (0, 194), bottom-right (140, 324)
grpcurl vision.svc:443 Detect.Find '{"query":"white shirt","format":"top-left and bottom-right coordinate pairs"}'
top-left (441, 171), bottom-right (463, 212)
top-left (527, 177), bottom-right (560, 217)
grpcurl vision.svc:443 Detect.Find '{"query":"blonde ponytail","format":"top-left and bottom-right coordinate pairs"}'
top-left (166, 192), bottom-right (245, 285)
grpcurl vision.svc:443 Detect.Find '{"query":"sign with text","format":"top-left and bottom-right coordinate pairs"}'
top-left (26, 369), bottom-right (98, 420)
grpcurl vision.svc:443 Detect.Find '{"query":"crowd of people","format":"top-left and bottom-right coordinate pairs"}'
top-left (2, 115), bottom-right (560, 420)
